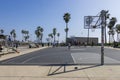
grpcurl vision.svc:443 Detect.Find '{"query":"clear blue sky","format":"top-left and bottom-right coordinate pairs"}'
top-left (0, 0), bottom-right (120, 42)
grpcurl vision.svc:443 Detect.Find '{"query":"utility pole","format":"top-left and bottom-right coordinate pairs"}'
top-left (101, 10), bottom-right (108, 65)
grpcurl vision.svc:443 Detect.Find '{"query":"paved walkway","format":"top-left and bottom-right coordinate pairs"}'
top-left (0, 65), bottom-right (120, 80)
top-left (0, 46), bottom-right (120, 80)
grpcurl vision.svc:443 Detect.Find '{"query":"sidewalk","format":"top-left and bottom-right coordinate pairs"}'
top-left (0, 46), bottom-right (120, 80)
top-left (0, 65), bottom-right (120, 80)
top-left (105, 46), bottom-right (120, 50)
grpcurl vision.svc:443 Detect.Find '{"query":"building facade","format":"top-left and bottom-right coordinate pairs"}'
top-left (67, 37), bottom-right (98, 46)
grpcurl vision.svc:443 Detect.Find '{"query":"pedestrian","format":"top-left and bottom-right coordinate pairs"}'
top-left (84, 42), bottom-right (87, 47)
top-left (0, 44), bottom-right (3, 52)
top-left (68, 43), bottom-right (71, 50)
top-left (91, 41), bottom-right (94, 47)
top-left (52, 42), bottom-right (55, 48)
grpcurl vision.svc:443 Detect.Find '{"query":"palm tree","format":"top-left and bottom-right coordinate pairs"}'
top-left (108, 29), bottom-right (115, 44)
top-left (35, 30), bottom-right (40, 43)
top-left (40, 27), bottom-right (44, 44)
top-left (24, 35), bottom-right (29, 41)
top-left (53, 28), bottom-right (56, 43)
top-left (25, 31), bottom-right (29, 41)
top-left (115, 24), bottom-right (120, 42)
top-left (63, 12), bottom-right (71, 44)
top-left (21, 30), bottom-right (29, 42)
top-left (0, 29), bottom-right (4, 34)
top-left (108, 17), bottom-right (117, 43)
top-left (35, 26), bottom-right (43, 43)
top-left (64, 27), bottom-right (69, 36)
top-left (105, 13), bottom-right (110, 44)
top-left (57, 33), bottom-right (60, 43)
top-left (48, 33), bottom-right (53, 44)
top-left (10, 29), bottom-right (16, 41)
top-left (21, 30), bottom-right (25, 41)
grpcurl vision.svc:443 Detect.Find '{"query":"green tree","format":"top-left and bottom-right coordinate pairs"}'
top-left (35, 26), bottom-right (44, 43)
top-left (40, 27), bottom-right (44, 43)
top-left (63, 13), bottom-right (71, 44)
top-left (35, 30), bottom-right (39, 42)
top-left (53, 28), bottom-right (56, 43)
top-left (108, 17), bottom-right (117, 42)
top-left (21, 30), bottom-right (25, 41)
top-left (115, 24), bottom-right (120, 42)
top-left (24, 35), bottom-right (29, 41)
top-left (21, 30), bottom-right (29, 41)
top-left (57, 33), bottom-right (60, 43)
top-left (0, 29), bottom-right (4, 34)
top-left (48, 33), bottom-right (53, 44)
top-left (25, 31), bottom-right (29, 41)
top-left (10, 29), bottom-right (16, 41)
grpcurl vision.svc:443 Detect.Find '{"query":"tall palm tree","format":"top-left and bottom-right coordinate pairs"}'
top-left (35, 26), bottom-right (43, 43)
top-left (24, 35), bottom-right (29, 41)
top-left (0, 29), bottom-right (4, 34)
top-left (53, 28), bottom-right (56, 43)
top-left (48, 33), bottom-right (53, 44)
top-left (10, 29), bottom-right (16, 41)
top-left (105, 13), bottom-right (110, 44)
top-left (63, 12), bottom-right (71, 44)
top-left (21, 30), bottom-right (25, 41)
top-left (57, 33), bottom-right (60, 43)
top-left (35, 30), bottom-right (40, 43)
top-left (108, 29), bottom-right (115, 43)
top-left (108, 17), bottom-right (117, 43)
top-left (25, 31), bottom-right (29, 41)
top-left (64, 27), bottom-right (69, 36)
top-left (115, 24), bottom-right (120, 42)
top-left (40, 27), bottom-right (44, 44)
top-left (108, 31), bottom-right (111, 44)
top-left (108, 17), bottom-right (117, 29)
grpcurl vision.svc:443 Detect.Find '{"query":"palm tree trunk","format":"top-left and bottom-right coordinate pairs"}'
top-left (104, 26), bottom-right (107, 44)
top-left (22, 34), bottom-right (24, 42)
top-left (66, 23), bottom-right (68, 44)
top-left (109, 34), bottom-right (110, 46)
top-left (117, 33), bottom-right (119, 42)
top-left (51, 38), bottom-right (53, 44)
top-left (54, 35), bottom-right (55, 43)
top-left (117, 33), bottom-right (120, 42)
top-left (58, 37), bottom-right (59, 43)
top-left (112, 34), bottom-right (115, 42)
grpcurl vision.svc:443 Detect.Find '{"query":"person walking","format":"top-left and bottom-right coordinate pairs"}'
top-left (68, 43), bottom-right (71, 50)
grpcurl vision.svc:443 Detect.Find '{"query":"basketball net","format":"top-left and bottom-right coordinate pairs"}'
top-left (91, 28), bottom-right (95, 32)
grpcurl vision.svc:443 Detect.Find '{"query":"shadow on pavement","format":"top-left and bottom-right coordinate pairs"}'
top-left (47, 64), bottom-right (101, 76)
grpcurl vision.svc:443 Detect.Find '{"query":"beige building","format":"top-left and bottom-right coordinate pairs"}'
top-left (67, 37), bottom-right (98, 45)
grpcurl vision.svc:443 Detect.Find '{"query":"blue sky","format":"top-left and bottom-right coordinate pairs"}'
top-left (0, 0), bottom-right (120, 42)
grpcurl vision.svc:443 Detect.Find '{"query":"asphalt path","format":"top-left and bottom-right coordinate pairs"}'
top-left (0, 46), bottom-right (120, 65)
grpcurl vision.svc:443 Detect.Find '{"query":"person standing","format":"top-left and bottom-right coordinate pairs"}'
top-left (68, 43), bottom-right (71, 50)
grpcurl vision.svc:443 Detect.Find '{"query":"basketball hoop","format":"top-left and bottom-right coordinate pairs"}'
top-left (91, 28), bottom-right (95, 32)
top-left (91, 25), bottom-right (96, 32)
